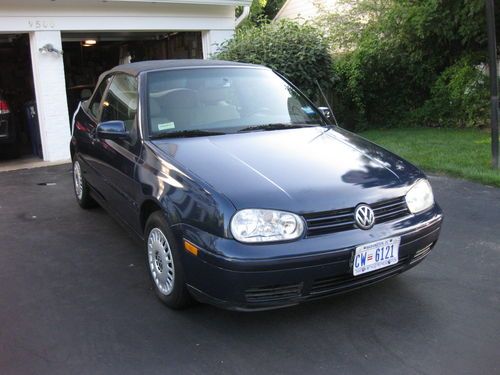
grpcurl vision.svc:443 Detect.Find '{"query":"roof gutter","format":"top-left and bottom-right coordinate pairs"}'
top-left (106, 0), bottom-right (250, 5)
top-left (235, 6), bottom-right (250, 28)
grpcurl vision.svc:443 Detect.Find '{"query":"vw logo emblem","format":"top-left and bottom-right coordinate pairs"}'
top-left (354, 204), bottom-right (375, 230)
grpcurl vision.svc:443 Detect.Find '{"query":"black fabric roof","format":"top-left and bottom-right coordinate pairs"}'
top-left (109, 59), bottom-right (261, 76)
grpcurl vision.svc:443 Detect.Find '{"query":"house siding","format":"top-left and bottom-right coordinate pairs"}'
top-left (274, 0), bottom-right (343, 22)
top-left (275, 0), bottom-right (320, 21)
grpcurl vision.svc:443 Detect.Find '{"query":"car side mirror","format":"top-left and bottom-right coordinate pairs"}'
top-left (96, 120), bottom-right (128, 141)
top-left (318, 107), bottom-right (333, 120)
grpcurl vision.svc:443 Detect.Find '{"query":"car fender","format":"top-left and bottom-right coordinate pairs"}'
top-left (137, 142), bottom-right (237, 238)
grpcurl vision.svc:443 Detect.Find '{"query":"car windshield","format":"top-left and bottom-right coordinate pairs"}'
top-left (146, 67), bottom-right (325, 138)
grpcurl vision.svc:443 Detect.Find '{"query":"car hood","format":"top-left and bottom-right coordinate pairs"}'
top-left (151, 127), bottom-right (423, 213)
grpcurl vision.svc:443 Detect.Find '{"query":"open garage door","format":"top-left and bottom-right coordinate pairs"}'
top-left (0, 34), bottom-right (40, 161)
top-left (62, 32), bottom-right (203, 117)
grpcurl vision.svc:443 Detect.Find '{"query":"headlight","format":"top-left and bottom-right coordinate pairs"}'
top-left (230, 209), bottom-right (305, 243)
top-left (405, 179), bottom-right (434, 214)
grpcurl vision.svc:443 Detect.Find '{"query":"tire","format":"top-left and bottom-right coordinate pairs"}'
top-left (145, 211), bottom-right (194, 309)
top-left (72, 159), bottom-right (97, 209)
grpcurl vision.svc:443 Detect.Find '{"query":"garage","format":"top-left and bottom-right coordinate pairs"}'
top-left (63, 31), bottom-right (204, 121)
top-left (0, 0), bottom-right (249, 166)
top-left (0, 34), bottom-right (38, 161)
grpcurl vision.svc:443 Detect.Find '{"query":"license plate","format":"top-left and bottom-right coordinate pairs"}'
top-left (353, 237), bottom-right (401, 276)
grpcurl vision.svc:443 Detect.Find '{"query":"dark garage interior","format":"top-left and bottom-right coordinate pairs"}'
top-left (62, 31), bottom-right (203, 117)
top-left (0, 34), bottom-right (38, 160)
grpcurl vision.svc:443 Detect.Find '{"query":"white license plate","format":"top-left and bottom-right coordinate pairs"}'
top-left (353, 237), bottom-right (401, 276)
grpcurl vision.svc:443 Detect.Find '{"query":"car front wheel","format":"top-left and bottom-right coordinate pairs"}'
top-left (72, 159), bottom-right (97, 209)
top-left (145, 211), bottom-right (193, 309)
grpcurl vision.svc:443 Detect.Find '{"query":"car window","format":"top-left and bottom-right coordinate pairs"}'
top-left (100, 74), bottom-right (139, 139)
top-left (146, 68), bottom-right (323, 137)
top-left (88, 77), bottom-right (111, 118)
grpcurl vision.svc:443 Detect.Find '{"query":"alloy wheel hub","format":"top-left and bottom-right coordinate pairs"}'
top-left (147, 228), bottom-right (175, 295)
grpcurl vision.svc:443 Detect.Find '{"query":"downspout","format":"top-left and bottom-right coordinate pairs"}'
top-left (235, 6), bottom-right (250, 28)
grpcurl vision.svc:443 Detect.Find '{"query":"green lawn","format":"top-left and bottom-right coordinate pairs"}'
top-left (360, 128), bottom-right (500, 187)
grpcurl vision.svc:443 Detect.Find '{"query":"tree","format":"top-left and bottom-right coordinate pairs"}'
top-left (323, 0), bottom-right (490, 129)
top-left (315, 0), bottom-right (392, 52)
top-left (236, 0), bottom-right (288, 28)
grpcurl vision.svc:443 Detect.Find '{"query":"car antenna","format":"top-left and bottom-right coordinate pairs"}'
top-left (315, 79), bottom-right (339, 127)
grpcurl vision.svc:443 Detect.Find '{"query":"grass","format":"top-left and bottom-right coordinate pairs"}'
top-left (360, 128), bottom-right (500, 187)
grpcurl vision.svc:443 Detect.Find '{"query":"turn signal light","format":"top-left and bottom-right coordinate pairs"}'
top-left (184, 240), bottom-right (199, 256)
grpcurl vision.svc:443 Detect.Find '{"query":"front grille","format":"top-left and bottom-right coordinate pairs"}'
top-left (308, 256), bottom-right (409, 297)
top-left (304, 197), bottom-right (410, 236)
top-left (244, 283), bottom-right (303, 303)
top-left (372, 197), bottom-right (411, 224)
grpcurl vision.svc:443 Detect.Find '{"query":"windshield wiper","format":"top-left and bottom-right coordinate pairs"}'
top-left (237, 123), bottom-right (322, 133)
top-left (151, 129), bottom-right (227, 139)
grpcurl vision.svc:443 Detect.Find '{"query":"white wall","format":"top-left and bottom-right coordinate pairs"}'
top-left (274, 0), bottom-right (342, 22)
top-left (29, 31), bottom-right (71, 162)
top-left (0, 2), bottom-right (236, 33)
top-left (202, 30), bottom-right (234, 58)
top-left (275, 0), bottom-right (320, 21)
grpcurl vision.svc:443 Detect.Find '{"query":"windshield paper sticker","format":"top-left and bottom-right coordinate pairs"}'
top-left (158, 122), bottom-right (175, 131)
top-left (302, 106), bottom-right (315, 115)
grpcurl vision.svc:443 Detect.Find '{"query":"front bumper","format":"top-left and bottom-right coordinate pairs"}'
top-left (177, 205), bottom-right (443, 311)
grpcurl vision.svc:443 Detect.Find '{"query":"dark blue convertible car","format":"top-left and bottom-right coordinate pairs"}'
top-left (70, 60), bottom-right (443, 311)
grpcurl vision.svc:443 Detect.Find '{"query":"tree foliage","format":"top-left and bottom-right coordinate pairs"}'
top-left (214, 20), bottom-right (333, 100)
top-left (322, 0), bottom-right (492, 129)
top-left (411, 56), bottom-right (490, 128)
top-left (237, 0), bottom-right (287, 28)
top-left (315, 0), bottom-right (392, 52)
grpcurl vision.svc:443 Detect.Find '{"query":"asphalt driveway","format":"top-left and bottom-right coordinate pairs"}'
top-left (0, 165), bottom-right (499, 375)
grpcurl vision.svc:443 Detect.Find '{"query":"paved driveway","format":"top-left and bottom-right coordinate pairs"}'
top-left (0, 165), bottom-right (499, 375)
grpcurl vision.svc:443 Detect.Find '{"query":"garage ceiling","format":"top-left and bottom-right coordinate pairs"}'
top-left (61, 32), bottom-right (177, 42)
top-left (0, 34), bottom-right (24, 44)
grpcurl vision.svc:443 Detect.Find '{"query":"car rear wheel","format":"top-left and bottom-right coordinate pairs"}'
top-left (73, 159), bottom-right (97, 209)
top-left (145, 211), bottom-right (193, 309)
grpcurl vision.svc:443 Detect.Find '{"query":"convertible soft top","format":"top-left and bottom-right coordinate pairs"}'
top-left (108, 59), bottom-right (260, 77)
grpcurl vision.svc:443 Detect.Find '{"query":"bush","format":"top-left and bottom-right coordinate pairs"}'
top-left (327, 0), bottom-right (489, 130)
top-left (214, 20), bottom-right (334, 100)
top-left (411, 57), bottom-right (490, 128)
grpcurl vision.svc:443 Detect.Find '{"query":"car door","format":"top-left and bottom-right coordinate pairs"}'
top-left (97, 73), bottom-right (142, 229)
top-left (75, 75), bottom-right (112, 193)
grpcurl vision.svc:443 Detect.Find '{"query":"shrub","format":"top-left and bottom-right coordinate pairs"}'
top-left (214, 20), bottom-right (334, 100)
top-left (326, 0), bottom-right (489, 130)
top-left (411, 56), bottom-right (490, 128)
